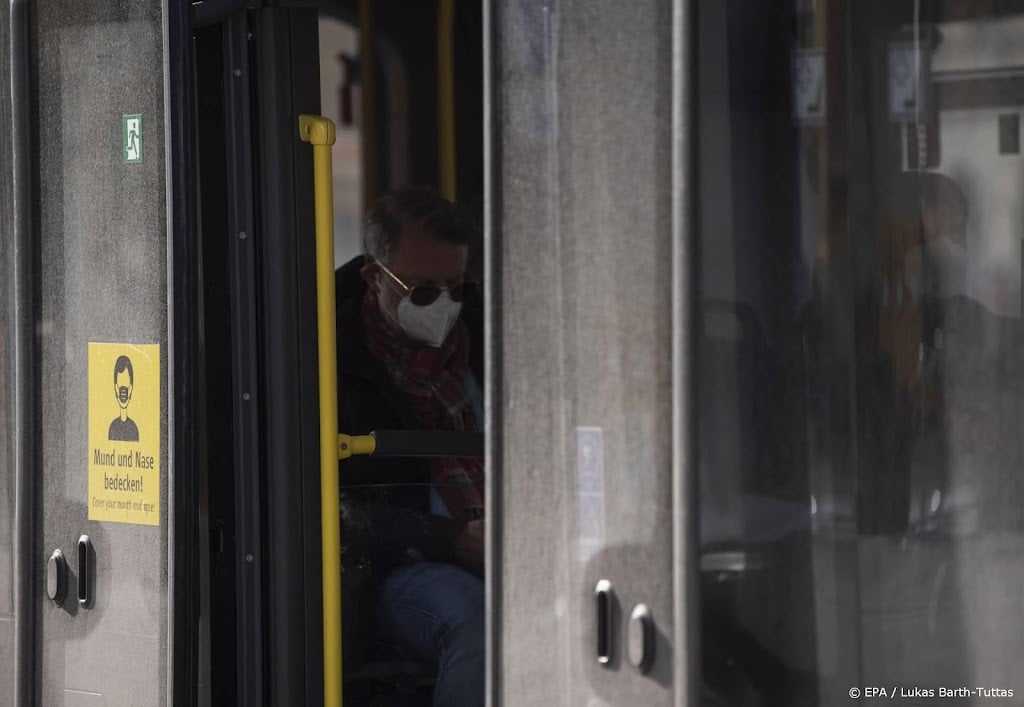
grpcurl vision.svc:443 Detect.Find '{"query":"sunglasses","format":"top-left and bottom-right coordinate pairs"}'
top-left (375, 259), bottom-right (478, 306)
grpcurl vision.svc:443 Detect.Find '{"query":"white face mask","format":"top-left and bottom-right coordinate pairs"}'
top-left (395, 291), bottom-right (463, 347)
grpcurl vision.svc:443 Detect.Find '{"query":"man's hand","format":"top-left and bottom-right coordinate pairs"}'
top-left (454, 519), bottom-right (484, 576)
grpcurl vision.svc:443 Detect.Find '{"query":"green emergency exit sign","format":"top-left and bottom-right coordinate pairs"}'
top-left (123, 114), bottom-right (142, 163)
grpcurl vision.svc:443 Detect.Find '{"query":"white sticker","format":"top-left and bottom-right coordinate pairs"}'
top-left (123, 114), bottom-right (142, 163)
top-left (575, 427), bottom-right (605, 562)
top-left (888, 41), bottom-right (929, 122)
top-left (792, 49), bottom-right (826, 125)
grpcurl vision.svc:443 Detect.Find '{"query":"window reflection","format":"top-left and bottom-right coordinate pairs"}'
top-left (699, 1), bottom-right (1024, 704)
top-left (318, 14), bottom-right (364, 268)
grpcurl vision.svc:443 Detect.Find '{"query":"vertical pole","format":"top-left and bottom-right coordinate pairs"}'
top-left (672, 0), bottom-right (700, 704)
top-left (299, 114), bottom-right (342, 707)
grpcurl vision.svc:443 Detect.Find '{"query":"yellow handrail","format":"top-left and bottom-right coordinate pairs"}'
top-left (299, 114), bottom-right (342, 707)
top-left (438, 0), bottom-right (456, 200)
top-left (338, 433), bottom-right (376, 460)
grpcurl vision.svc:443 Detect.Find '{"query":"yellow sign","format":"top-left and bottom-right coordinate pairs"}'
top-left (87, 342), bottom-right (160, 525)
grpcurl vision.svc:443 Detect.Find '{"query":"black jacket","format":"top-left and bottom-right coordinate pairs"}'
top-left (334, 255), bottom-right (484, 577)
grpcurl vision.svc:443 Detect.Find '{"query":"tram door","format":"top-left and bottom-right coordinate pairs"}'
top-left (489, 0), bottom-right (691, 704)
top-left (494, 0), bottom-right (1024, 705)
top-left (6, 1), bottom-right (180, 704)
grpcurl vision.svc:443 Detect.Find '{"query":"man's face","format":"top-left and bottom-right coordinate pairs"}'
top-left (362, 226), bottom-right (468, 330)
top-left (115, 370), bottom-right (133, 409)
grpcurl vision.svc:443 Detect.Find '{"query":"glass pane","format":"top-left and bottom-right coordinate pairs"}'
top-left (698, 1), bottom-right (1024, 704)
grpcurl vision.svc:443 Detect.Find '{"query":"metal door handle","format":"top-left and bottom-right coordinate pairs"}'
top-left (595, 579), bottom-right (613, 665)
top-left (46, 549), bottom-right (67, 605)
top-left (628, 603), bottom-right (655, 673)
top-left (77, 535), bottom-right (94, 608)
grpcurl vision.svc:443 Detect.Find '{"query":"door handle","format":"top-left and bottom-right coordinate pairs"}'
top-left (595, 579), bottom-right (613, 665)
top-left (628, 603), bottom-right (655, 673)
top-left (46, 549), bottom-right (68, 605)
top-left (77, 535), bottom-right (94, 608)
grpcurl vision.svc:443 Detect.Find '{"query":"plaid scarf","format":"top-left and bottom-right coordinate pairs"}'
top-left (362, 289), bottom-right (484, 522)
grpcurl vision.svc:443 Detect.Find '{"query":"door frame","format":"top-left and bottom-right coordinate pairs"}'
top-left (11, 0), bottom-right (36, 703)
top-left (168, 0), bottom-right (201, 704)
top-left (670, 0), bottom-right (701, 705)
top-left (193, 6), bottom-right (324, 703)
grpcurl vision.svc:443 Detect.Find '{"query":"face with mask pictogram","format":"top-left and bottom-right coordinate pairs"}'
top-left (109, 354), bottom-right (139, 442)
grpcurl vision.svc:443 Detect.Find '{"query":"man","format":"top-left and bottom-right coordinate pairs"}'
top-left (903, 172), bottom-right (969, 300)
top-left (336, 187), bottom-right (484, 707)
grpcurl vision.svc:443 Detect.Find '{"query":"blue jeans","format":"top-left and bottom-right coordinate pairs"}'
top-left (376, 561), bottom-right (485, 707)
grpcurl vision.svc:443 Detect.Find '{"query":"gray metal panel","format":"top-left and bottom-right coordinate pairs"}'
top-left (0, 620), bottom-right (10, 707)
top-left (32, 2), bottom-right (170, 704)
top-left (0, 4), bottom-right (14, 706)
top-left (491, 0), bottom-right (677, 703)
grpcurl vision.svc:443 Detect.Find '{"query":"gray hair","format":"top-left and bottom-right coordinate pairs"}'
top-left (363, 186), bottom-right (477, 265)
